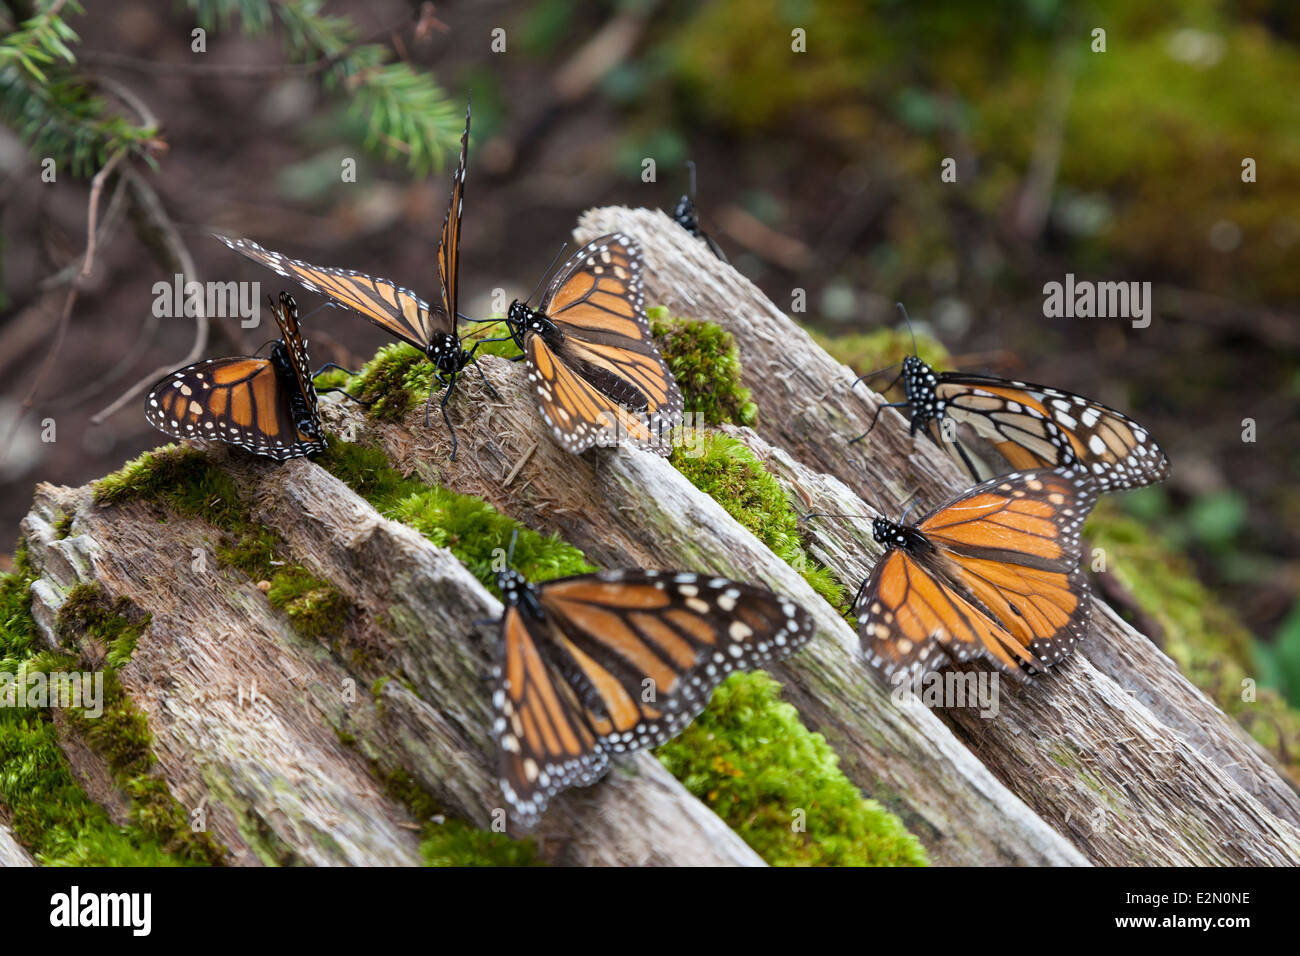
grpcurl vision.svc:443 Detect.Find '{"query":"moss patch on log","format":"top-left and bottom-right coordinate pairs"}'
top-left (657, 671), bottom-right (930, 866)
top-left (671, 431), bottom-right (846, 613)
top-left (317, 438), bottom-right (593, 595)
top-left (806, 324), bottom-right (949, 376)
top-left (0, 557), bottom-right (224, 865)
top-left (96, 446), bottom-right (350, 643)
top-left (377, 763), bottom-right (542, 867)
top-left (648, 306), bottom-right (757, 426)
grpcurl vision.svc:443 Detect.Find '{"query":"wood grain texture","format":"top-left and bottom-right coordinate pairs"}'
top-left (20, 463), bottom-right (763, 867)
top-left (9, 204), bottom-right (1296, 867)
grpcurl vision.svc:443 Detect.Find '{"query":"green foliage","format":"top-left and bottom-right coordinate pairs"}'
top-left (1259, 604), bottom-right (1300, 711)
top-left (187, 0), bottom-right (462, 175)
top-left (657, 672), bottom-right (929, 866)
top-left (649, 307), bottom-right (757, 426)
top-left (0, 1), bottom-right (158, 176)
top-left (671, 431), bottom-right (845, 613)
top-left (1086, 503), bottom-right (1300, 783)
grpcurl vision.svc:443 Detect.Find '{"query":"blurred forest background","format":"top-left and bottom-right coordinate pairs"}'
top-left (1, 0), bottom-right (1299, 720)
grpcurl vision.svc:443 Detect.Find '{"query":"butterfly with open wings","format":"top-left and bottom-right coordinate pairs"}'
top-left (854, 467), bottom-right (1100, 682)
top-left (215, 99), bottom-right (485, 456)
top-left (490, 562), bottom-right (815, 827)
top-left (853, 320), bottom-right (1169, 493)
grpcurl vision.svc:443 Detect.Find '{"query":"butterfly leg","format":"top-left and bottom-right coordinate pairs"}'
top-left (311, 362), bottom-right (361, 378)
top-left (316, 386), bottom-right (372, 408)
top-left (849, 401), bottom-right (910, 445)
top-left (423, 373), bottom-right (460, 460)
top-left (851, 576), bottom-right (872, 613)
top-left (461, 340), bottom-right (503, 401)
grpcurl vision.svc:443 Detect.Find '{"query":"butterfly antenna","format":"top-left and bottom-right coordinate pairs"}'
top-left (686, 159), bottom-right (697, 199)
top-left (897, 302), bottom-right (918, 358)
top-left (525, 242), bottom-right (569, 306)
top-left (849, 362), bottom-right (903, 391)
top-left (506, 527), bottom-right (519, 567)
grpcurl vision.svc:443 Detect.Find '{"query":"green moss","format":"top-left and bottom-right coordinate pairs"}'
top-left (94, 445), bottom-right (245, 531)
top-left (372, 758), bottom-right (542, 867)
top-left (649, 307), bottom-right (757, 426)
top-left (216, 528), bottom-right (280, 580)
top-left (0, 567), bottom-right (224, 865)
top-left (1087, 503), bottom-right (1300, 784)
top-left (53, 513), bottom-right (73, 539)
top-left (808, 326), bottom-right (949, 379)
top-left (671, 430), bottom-right (846, 613)
top-left (56, 583), bottom-right (150, 670)
top-left (420, 820), bottom-right (544, 867)
top-left (349, 342), bottom-right (428, 421)
top-left (316, 439), bottom-right (592, 596)
top-left (265, 570), bottom-right (348, 640)
top-left (657, 672), bottom-right (929, 866)
top-left (95, 445), bottom-right (352, 643)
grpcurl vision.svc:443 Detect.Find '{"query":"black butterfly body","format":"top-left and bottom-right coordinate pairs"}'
top-left (670, 161), bottom-right (727, 262)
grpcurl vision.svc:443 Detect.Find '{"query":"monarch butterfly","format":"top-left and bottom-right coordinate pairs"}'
top-left (503, 233), bottom-right (684, 455)
top-left (215, 99), bottom-right (483, 456)
top-left (852, 317), bottom-right (1170, 492)
top-left (853, 467), bottom-right (1099, 682)
top-left (144, 291), bottom-right (328, 460)
top-left (490, 562), bottom-right (815, 827)
top-left (670, 161), bottom-right (727, 262)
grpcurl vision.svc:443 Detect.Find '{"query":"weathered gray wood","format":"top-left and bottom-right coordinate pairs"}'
top-left (574, 206), bottom-right (1300, 864)
top-left (20, 460), bottom-right (764, 867)
top-left (324, 365), bottom-right (1087, 866)
top-left (0, 825), bottom-right (32, 867)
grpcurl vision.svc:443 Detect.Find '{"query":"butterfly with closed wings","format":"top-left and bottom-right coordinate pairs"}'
top-left (489, 551), bottom-right (815, 827)
top-left (503, 233), bottom-right (684, 455)
top-left (215, 99), bottom-right (485, 457)
top-left (852, 309), bottom-right (1170, 493)
top-left (144, 291), bottom-right (335, 460)
top-left (853, 467), bottom-right (1099, 682)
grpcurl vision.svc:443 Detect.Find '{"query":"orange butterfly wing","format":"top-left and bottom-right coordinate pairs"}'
top-left (492, 570), bottom-right (814, 826)
top-left (216, 235), bottom-right (450, 352)
top-left (856, 468), bottom-right (1098, 680)
top-left (436, 98), bottom-right (469, 327)
top-left (526, 334), bottom-right (660, 453)
top-left (526, 234), bottom-right (683, 453)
